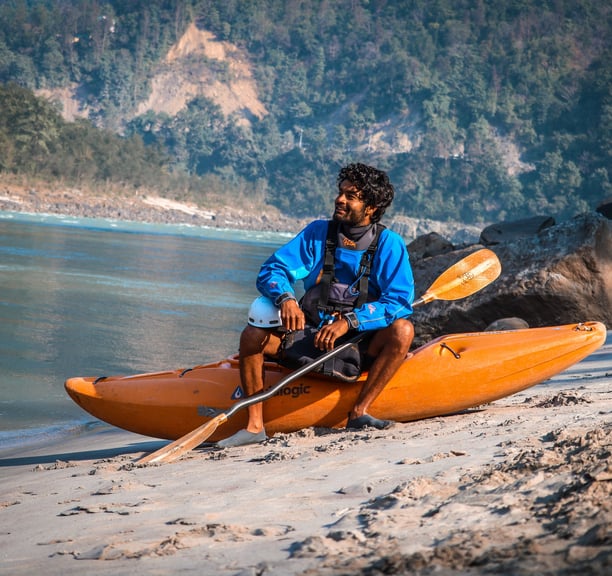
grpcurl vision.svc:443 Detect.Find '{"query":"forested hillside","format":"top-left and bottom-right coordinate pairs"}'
top-left (0, 0), bottom-right (610, 224)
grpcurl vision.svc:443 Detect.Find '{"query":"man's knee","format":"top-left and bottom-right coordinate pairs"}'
top-left (369, 319), bottom-right (414, 357)
top-left (240, 325), bottom-right (269, 355)
top-left (388, 319), bottom-right (414, 351)
top-left (240, 325), bottom-right (281, 356)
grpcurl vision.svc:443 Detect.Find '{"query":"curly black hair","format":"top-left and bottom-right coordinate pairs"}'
top-left (337, 163), bottom-right (394, 223)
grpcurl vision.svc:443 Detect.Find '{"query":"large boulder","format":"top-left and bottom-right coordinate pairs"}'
top-left (597, 197), bottom-right (612, 219)
top-left (409, 211), bottom-right (611, 348)
top-left (479, 215), bottom-right (556, 245)
top-left (406, 231), bottom-right (454, 262)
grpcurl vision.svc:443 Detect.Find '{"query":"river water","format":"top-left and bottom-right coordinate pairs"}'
top-left (0, 211), bottom-right (288, 449)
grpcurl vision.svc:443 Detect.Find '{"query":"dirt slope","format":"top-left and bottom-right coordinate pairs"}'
top-left (136, 22), bottom-right (267, 123)
top-left (38, 22), bottom-right (267, 127)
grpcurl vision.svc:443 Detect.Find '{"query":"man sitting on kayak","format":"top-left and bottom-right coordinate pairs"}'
top-left (218, 163), bottom-right (415, 447)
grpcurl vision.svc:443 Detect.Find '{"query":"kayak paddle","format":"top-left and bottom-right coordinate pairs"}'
top-left (413, 247), bottom-right (502, 306)
top-left (138, 247), bottom-right (501, 465)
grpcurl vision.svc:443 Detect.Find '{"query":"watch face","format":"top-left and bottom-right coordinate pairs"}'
top-left (344, 312), bottom-right (358, 329)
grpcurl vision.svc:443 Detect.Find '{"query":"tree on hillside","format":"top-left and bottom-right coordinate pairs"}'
top-left (0, 0), bottom-right (609, 223)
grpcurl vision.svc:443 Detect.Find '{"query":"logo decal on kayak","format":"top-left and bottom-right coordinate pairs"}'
top-left (231, 386), bottom-right (245, 400)
top-left (274, 383), bottom-right (311, 399)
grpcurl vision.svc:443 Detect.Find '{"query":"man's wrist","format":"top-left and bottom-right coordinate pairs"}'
top-left (343, 312), bottom-right (359, 329)
top-left (274, 292), bottom-right (297, 306)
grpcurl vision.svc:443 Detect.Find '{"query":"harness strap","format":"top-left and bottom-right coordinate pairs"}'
top-left (355, 223), bottom-right (384, 308)
top-left (317, 220), bottom-right (385, 314)
top-left (316, 220), bottom-right (339, 314)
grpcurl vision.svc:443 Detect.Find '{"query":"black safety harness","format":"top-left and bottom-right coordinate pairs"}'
top-left (316, 220), bottom-right (385, 316)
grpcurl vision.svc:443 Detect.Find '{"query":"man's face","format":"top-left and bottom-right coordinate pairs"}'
top-left (333, 179), bottom-right (375, 226)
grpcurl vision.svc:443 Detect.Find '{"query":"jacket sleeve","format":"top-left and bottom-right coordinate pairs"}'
top-left (352, 229), bottom-right (414, 332)
top-left (255, 220), bottom-right (326, 303)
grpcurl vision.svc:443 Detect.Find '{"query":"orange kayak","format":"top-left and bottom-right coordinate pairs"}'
top-left (64, 322), bottom-right (606, 442)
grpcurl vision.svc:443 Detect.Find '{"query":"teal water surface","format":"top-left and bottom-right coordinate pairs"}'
top-left (0, 212), bottom-right (287, 448)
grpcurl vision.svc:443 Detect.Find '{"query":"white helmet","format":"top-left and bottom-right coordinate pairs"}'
top-left (247, 296), bottom-right (282, 328)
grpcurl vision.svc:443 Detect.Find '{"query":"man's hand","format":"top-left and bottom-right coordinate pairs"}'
top-left (280, 298), bottom-right (305, 332)
top-left (314, 315), bottom-right (350, 351)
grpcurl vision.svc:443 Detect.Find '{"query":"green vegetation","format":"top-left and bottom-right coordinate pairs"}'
top-left (0, 0), bottom-right (610, 224)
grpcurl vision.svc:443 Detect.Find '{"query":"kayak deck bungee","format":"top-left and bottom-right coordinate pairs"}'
top-left (64, 322), bottom-right (606, 442)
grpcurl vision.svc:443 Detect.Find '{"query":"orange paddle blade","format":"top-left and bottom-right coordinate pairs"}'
top-left (137, 413), bottom-right (227, 465)
top-left (414, 248), bottom-right (501, 306)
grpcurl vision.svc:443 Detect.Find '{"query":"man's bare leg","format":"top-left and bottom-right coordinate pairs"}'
top-left (348, 319), bottom-right (414, 429)
top-left (217, 326), bottom-right (282, 447)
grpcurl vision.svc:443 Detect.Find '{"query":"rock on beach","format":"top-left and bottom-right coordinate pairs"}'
top-left (410, 211), bottom-right (611, 346)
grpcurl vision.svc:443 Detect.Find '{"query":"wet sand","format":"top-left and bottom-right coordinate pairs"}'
top-left (1, 332), bottom-right (610, 575)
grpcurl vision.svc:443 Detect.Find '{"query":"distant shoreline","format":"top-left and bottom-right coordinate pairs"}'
top-left (0, 182), bottom-right (310, 234)
top-left (0, 180), bottom-right (483, 244)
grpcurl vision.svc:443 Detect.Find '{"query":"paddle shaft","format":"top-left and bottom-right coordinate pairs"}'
top-left (225, 292), bottom-right (441, 418)
top-left (223, 334), bottom-right (364, 419)
top-left (137, 334), bottom-right (365, 464)
top-left (137, 294), bottom-right (439, 465)
top-left (137, 248), bottom-right (501, 464)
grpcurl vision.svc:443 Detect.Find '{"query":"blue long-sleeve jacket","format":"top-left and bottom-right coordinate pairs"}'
top-left (256, 220), bottom-right (414, 332)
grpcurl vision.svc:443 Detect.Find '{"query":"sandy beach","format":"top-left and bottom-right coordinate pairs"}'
top-left (0, 331), bottom-right (609, 575)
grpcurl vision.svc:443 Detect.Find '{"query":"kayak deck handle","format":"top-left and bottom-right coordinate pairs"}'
top-left (440, 342), bottom-right (461, 359)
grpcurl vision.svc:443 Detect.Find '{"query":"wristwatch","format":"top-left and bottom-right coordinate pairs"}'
top-left (274, 292), bottom-right (297, 306)
top-left (343, 312), bottom-right (359, 329)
